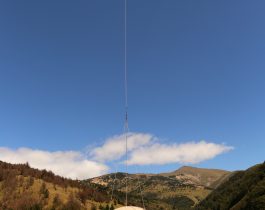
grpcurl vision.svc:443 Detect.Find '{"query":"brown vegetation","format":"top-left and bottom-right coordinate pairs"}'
top-left (0, 161), bottom-right (112, 210)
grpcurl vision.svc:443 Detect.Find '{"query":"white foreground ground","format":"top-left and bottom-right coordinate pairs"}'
top-left (115, 207), bottom-right (144, 210)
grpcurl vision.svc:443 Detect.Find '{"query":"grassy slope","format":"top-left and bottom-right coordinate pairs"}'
top-left (161, 166), bottom-right (231, 188)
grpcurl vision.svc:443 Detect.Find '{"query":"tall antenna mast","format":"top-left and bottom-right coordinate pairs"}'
top-left (122, 1), bottom-right (145, 209)
top-left (124, 0), bottom-right (128, 207)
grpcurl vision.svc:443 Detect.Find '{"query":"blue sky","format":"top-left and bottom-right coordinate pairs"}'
top-left (0, 0), bottom-right (265, 178)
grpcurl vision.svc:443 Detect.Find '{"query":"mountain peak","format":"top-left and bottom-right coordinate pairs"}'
top-left (160, 166), bottom-right (231, 188)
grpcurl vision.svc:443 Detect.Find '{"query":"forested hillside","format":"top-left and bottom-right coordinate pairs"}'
top-left (0, 161), bottom-right (113, 209)
top-left (3, 160), bottom-right (264, 210)
top-left (196, 162), bottom-right (265, 210)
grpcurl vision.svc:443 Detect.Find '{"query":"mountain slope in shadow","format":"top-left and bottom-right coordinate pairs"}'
top-left (196, 162), bottom-right (265, 210)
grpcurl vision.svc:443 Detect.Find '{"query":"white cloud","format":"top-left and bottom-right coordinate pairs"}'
top-left (0, 133), bottom-right (233, 180)
top-left (127, 141), bottom-right (233, 165)
top-left (90, 133), bottom-right (154, 162)
top-left (90, 133), bottom-right (233, 166)
top-left (0, 147), bottom-right (108, 180)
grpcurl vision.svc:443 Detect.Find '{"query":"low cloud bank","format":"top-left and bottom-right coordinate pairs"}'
top-left (0, 133), bottom-right (233, 179)
top-left (0, 147), bottom-right (108, 180)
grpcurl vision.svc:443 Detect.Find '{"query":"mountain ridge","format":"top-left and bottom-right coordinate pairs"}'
top-left (2, 159), bottom-right (264, 209)
top-left (89, 165), bottom-right (231, 209)
top-left (161, 165), bottom-right (231, 189)
top-left (91, 165), bottom-right (231, 189)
